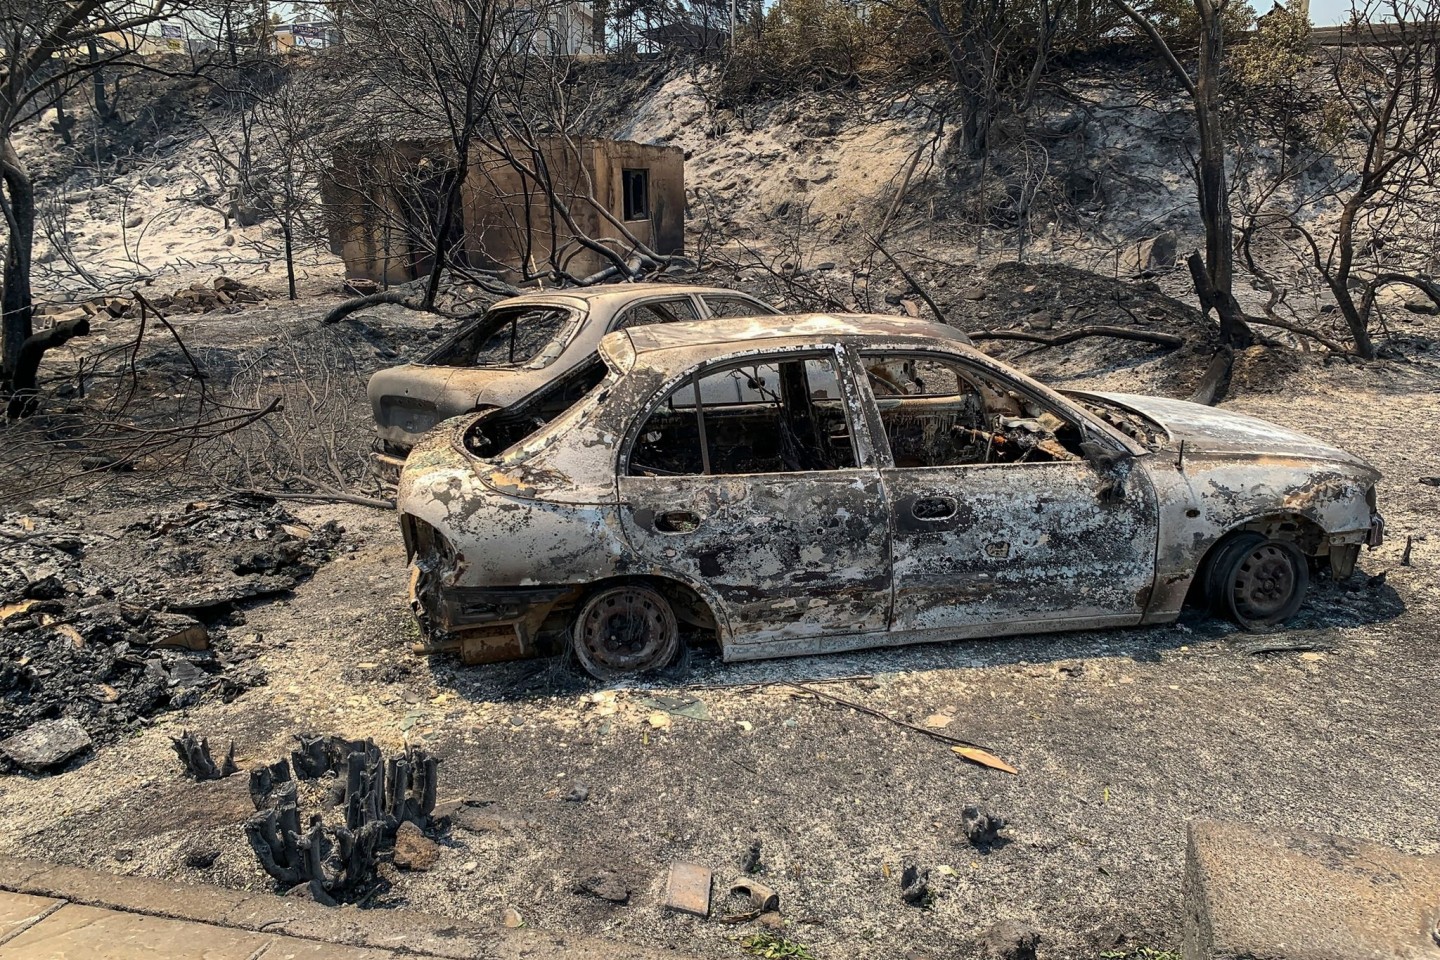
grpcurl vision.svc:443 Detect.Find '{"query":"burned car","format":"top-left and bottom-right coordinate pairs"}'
top-left (368, 284), bottom-right (779, 472)
top-left (398, 315), bottom-right (1383, 678)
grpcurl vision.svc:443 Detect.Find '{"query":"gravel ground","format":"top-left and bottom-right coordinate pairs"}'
top-left (1, 327), bottom-right (1436, 960)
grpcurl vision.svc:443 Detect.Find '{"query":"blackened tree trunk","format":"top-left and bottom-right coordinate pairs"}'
top-left (1, 136), bottom-right (37, 391)
top-left (420, 159), bottom-right (469, 312)
top-left (1192, 4), bottom-right (1252, 347)
top-left (1113, 0), bottom-right (1253, 348)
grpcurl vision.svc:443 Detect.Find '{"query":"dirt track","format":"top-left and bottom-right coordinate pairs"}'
top-left (1, 329), bottom-right (1435, 960)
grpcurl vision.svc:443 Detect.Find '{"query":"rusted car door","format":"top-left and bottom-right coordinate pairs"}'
top-left (617, 350), bottom-right (892, 641)
top-left (854, 348), bottom-right (1159, 633)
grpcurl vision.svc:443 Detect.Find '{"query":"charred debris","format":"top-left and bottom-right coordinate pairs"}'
top-left (0, 497), bottom-right (343, 773)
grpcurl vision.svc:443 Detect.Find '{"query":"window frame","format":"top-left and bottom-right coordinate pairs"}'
top-left (621, 168), bottom-right (650, 222)
top-left (846, 345), bottom-right (1124, 470)
top-left (699, 294), bottom-right (782, 319)
top-left (608, 295), bottom-right (703, 333)
top-left (619, 345), bottom-right (869, 479)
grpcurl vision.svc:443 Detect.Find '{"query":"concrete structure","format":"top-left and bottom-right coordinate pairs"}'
top-left (0, 855), bottom-right (691, 959)
top-left (323, 137), bottom-right (683, 285)
top-left (1183, 821), bottom-right (1440, 960)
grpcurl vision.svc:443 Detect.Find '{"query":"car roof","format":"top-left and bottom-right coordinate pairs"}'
top-left (498, 284), bottom-right (766, 310)
top-left (607, 313), bottom-right (974, 366)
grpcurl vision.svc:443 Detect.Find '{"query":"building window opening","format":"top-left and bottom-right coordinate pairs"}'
top-left (622, 168), bottom-right (650, 221)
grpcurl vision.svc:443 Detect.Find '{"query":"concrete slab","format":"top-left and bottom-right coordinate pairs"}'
top-left (0, 858), bottom-right (56, 891)
top-left (255, 940), bottom-right (399, 959)
top-left (1183, 820), bottom-right (1440, 960)
top-left (0, 893), bottom-right (62, 944)
top-left (9, 860), bottom-right (252, 926)
top-left (219, 893), bottom-right (493, 960)
top-left (0, 903), bottom-right (272, 959)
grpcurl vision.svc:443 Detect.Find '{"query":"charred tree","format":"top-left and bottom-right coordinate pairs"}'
top-left (1112, 0), bottom-right (1254, 349)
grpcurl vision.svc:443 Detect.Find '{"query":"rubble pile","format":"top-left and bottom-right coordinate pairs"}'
top-left (36, 276), bottom-right (267, 326)
top-left (0, 498), bottom-right (342, 772)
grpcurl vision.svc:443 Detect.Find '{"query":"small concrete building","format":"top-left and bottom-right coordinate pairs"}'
top-left (323, 137), bottom-right (684, 285)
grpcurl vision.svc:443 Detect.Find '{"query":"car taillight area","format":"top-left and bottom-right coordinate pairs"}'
top-left (401, 515), bottom-right (454, 565)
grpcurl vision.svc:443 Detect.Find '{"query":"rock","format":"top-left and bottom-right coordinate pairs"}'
top-left (563, 782), bottom-right (589, 802)
top-left (960, 804), bottom-right (1007, 851)
top-left (958, 286), bottom-right (987, 301)
top-left (1404, 298), bottom-right (1440, 315)
top-left (574, 869), bottom-right (629, 903)
top-left (884, 292), bottom-right (904, 306)
top-left (182, 844), bottom-right (220, 869)
top-left (982, 920), bottom-right (1040, 960)
top-left (502, 907), bottom-right (524, 928)
top-left (393, 820), bottom-right (439, 871)
top-left (124, 214), bottom-right (144, 229)
top-left (899, 864), bottom-right (930, 905)
top-left (1184, 820), bottom-right (1440, 960)
top-left (0, 718), bottom-right (93, 772)
top-left (1131, 231), bottom-right (1179, 273)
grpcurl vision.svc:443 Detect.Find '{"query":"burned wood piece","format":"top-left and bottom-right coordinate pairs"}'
top-left (968, 325), bottom-right (1185, 349)
top-left (170, 730), bottom-right (238, 781)
top-left (249, 759), bottom-right (293, 810)
top-left (246, 738), bottom-right (441, 904)
top-left (384, 746), bottom-right (438, 831)
top-left (290, 733), bottom-right (333, 779)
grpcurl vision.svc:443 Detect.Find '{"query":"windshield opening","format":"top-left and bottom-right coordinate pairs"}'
top-left (424, 305), bottom-right (577, 369)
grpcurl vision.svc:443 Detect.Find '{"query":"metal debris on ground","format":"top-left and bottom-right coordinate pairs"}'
top-left (777, 681), bottom-right (1018, 774)
top-left (899, 863), bottom-right (931, 905)
top-left (722, 879), bottom-right (780, 922)
top-left (663, 862), bottom-right (714, 917)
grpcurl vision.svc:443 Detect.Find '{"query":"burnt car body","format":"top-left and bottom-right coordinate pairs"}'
top-left (397, 315), bottom-right (1384, 678)
top-left (368, 284), bottom-right (780, 472)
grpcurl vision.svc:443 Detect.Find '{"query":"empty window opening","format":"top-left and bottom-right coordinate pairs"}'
top-left (702, 295), bottom-right (781, 318)
top-left (860, 352), bottom-right (1085, 467)
top-left (622, 168), bottom-right (650, 221)
top-left (426, 306), bottom-right (575, 369)
top-left (613, 297), bottom-right (699, 330)
top-left (630, 354), bottom-right (856, 477)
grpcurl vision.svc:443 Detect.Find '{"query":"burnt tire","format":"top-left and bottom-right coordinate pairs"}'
top-left (1208, 533), bottom-right (1309, 631)
top-left (572, 583), bottom-right (680, 680)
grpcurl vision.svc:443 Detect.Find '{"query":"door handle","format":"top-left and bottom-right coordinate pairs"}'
top-left (654, 510), bottom-right (703, 533)
top-left (911, 496), bottom-right (958, 521)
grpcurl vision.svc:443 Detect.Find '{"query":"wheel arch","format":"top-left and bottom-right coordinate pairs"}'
top-left (571, 572), bottom-right (726, 637)
top-left (1188, 511), bottom-right (1329, 604)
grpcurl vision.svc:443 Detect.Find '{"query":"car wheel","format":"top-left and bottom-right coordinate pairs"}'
top-left (1210, 533), bottom-right (1309, 630)
top-left (572, 583), bottom-right (680, 679)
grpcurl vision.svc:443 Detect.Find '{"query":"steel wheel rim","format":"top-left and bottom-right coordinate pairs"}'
top-left (578, 589), bottom-right (670, 673)
top-left (1231, 544), bottom-right (1299, 621)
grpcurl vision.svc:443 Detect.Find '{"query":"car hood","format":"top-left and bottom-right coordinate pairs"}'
top-left (1082, 392), bottom-right (1379, 478)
